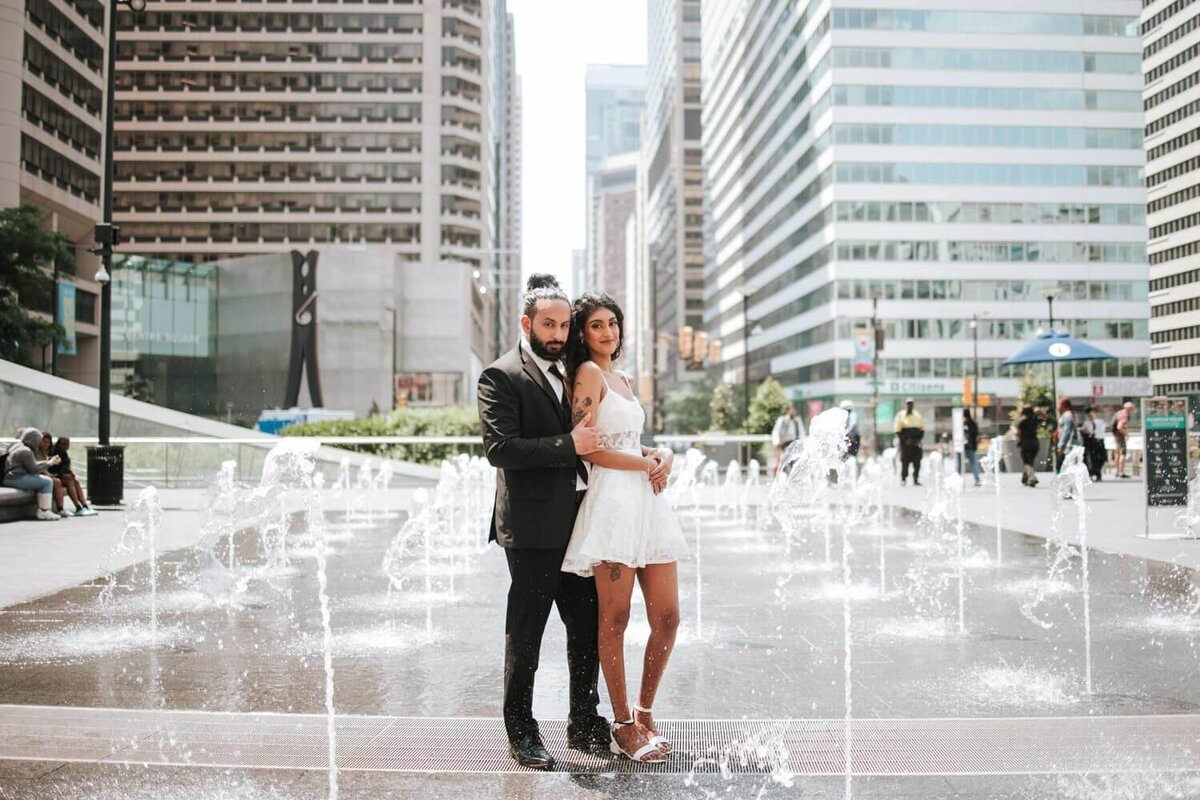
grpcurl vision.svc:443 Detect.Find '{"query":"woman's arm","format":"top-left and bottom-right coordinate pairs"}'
top-left (572, 364), bottom-right (655, 473)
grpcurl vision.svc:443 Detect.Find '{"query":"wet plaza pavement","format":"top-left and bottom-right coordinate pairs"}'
top-left (0, 486), bottom-right (1197, 798)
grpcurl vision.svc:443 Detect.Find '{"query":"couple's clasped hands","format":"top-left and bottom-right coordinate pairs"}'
top-left (571, 412), bottom-right (673, 495)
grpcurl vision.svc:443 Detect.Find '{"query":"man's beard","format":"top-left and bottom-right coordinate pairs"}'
top-left (528, 329), bottom-right (564, 361)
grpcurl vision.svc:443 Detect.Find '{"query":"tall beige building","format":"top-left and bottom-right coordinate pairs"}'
top-left (1145, 0), bottom-right (1200, 394)
top-left (1, 0), bottom-right (104, 383)
top-left (110, 0), bottom-right (520, 402)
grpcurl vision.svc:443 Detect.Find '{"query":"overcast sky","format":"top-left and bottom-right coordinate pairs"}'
top-left (506, 0), bottom-right (648, 285)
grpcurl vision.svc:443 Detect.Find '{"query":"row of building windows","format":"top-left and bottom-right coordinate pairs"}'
top-left (833, 46), bottom-right (1140, 74)
top-left (1145, 36), bottom-right (1200, 84)
top-left (835, 201), bottom-right (1145, 227)
top-left (834, 240), bottom-right (1146, 264)
top-left (20, 134), bottom-right (99, 202)
top-left (1142, 0), bottom-right (1196, 34)
top-left (116, 192), bottom-right (425, 212)
top-left (708, 42), bottom-right (829, 194)
top-left (1151, 209), bottom-right (1200, 240)
top-left (1147, 153), bottom-right (1200, 189)
top-left (1144, 9), bottom-right (1200, 58)
top-left (711, 101), bottom-right (829, 239)
top-left (830, 8), bottom-right (1136, 36)
top-left (705, 0), bottom-right (825, 158)
top-left (1149, 182), bottom-right (1200, 214)
top-left (114, 161), bottom-right (423, 182)
top-left (1146, 94), bottom-right (1200, 136)
top-left (22, 85), bottom-right (100, 160)
top-left (728, 195), bottom-right (833, 278)
top-left (121, 222), bottom-right (422, 243)
top-left (832, 84), bottom-right (1142, 113)
top-left (837, 278), bottom-right (1147, 303)
top-left (834, 162), bottom-right (1143, 188)
top-left (120, 12), bottom-right (424, 33)
top-left (115, 131), bottom-right (422, 153)
top-left (1149, 240), bottom-right (1200, 266)
top-left (1152, 267), bottom-right (1200, 292)
top-left (117, 101), bottom-right (425, 124)
top-left (1152, 324), bottom-right (1200, 344)
top-left (1153, 353), bottom-right (1200, 371)
top-left (24, 33), bottom-right (101, 115)
top-left (119, 40), bottom-right (426, 64)
top-left (26, 0), bottom-right (104, 73)
top-left (1145, 67), bottom-right (1200, 110)
top-left (832, 123), bottom-right (1142, 150)
top-left (1152, 294), bottom-right (1200, 316)
top-left (831, 357), bottom-right (1148, 381)
top-left (116, 70), bottom-right (425, 93)
top-left (837, 317), bottom-right (1147, 343)
top-left (1147, 124), bottom-right (1200, 161)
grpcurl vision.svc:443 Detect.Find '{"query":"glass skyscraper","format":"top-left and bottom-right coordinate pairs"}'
top-left (702, 1), bottom-right (1150, 439)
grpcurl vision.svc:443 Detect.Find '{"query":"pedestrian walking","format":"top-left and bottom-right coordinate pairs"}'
top-left (893, 398), bottom-right (925, 486)
top-left (771, 404), bottom-right (806, 476)
top-left (1112, 401), bottom-right (1135, 478)
top-left (962, 408), bottom-right (981, 487)
top-left (1016, 406), bottom-right (1040, 488)
top-left (1055, 398), bottom-right (1082, 473)
top-left (1080, 406), bottom-right (1106, 482)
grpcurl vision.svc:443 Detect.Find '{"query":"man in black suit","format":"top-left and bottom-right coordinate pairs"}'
top-left (477, 274), bottom-right (609, 769)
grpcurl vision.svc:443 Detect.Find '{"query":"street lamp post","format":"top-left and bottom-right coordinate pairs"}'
top-left (1042, 287), bottom-right (1063, 419)
top-left (741, 291), bottom-right (751, 425)
top-left (970, 313), bottom-right (981, 429)
top-left (88, 0), bottom-right (146, 506)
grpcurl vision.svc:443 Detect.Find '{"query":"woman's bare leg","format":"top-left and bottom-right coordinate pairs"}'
top-left (51, 478), bottom-right (65, 511)
top-left (636, 562), bottom-right (680, 710)
top-left (594, 561), bottom-right (637, 721)
top-left (62, 475), bottom-right (83, 509)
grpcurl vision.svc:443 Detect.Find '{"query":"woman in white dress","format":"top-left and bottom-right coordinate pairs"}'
top-left (561, 292), bottom-right (688, 764)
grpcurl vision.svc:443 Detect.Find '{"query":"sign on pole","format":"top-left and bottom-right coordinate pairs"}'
top-left (1143, 397), bottom-right (1192, 538)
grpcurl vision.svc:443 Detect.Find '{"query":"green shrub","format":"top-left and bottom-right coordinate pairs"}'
top-left (282, 405), bottom-right (482, 464)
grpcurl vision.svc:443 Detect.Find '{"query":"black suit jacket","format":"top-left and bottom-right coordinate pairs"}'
top-left (477, 344), bottom-right (582, 549)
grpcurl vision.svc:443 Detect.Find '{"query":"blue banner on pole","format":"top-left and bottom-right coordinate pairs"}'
top-left (57, 282), bottom-right (76, 356)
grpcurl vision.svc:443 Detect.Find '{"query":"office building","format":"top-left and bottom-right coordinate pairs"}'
top-left (583, 63), bottom-right (645, 294)
top-left (642, 0), bottom-right (704, 406)
top-left (1144, 0), bottom-right (1200, 394)
top-left (110, 0), bottom-right (519, 403)
top-left (702, 1), bottom-right (1150, 438)
top-left (1, 0), bottom-right (106, 384)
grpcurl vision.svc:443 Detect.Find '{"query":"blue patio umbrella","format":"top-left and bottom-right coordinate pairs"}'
top-left (1002, 330), bottom-right (1114, 366)
top-left (1003, 331), bottom-right (1114, 475)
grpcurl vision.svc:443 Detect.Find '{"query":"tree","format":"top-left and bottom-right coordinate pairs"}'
top-left (710, 382), bottom-right (737, 432)
top-left (0, 205), bottom-right (73, 366)
top-left (1012, 369), bottom-right (1054, 437)
top-left (661, 374), bottom-right (713, 435)
top-left (746, 377), bottom-right (790, 435)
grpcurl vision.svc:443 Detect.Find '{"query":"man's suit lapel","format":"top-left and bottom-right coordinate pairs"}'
top-left (519, 346), bottom-right (568, 430)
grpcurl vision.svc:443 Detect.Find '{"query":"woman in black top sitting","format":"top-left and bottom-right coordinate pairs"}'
top-left (49, 436), bottom-right (96, 516)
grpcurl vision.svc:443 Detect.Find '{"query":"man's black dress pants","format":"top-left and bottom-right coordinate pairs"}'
top-left (502, 546), bottom-right (602, 742)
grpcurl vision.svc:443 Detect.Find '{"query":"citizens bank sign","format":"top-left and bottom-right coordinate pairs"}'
top-left (883, 379), bottom-right (961, 396)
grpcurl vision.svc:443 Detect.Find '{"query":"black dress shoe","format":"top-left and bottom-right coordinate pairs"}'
top-left (509, 734), bottom-right (555, 770)
top-left (567, 719), bottom-right (613, 756)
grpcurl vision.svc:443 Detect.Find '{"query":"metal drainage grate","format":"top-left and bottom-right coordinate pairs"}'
top-left (0, 705), bottom-right (1197, 775)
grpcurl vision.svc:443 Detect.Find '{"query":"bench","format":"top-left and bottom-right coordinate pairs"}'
top-left (0, 487), bottom-right (37, 522)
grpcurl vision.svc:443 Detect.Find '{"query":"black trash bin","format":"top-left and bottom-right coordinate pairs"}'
top-left (86, 445), bottom-right (125, 506)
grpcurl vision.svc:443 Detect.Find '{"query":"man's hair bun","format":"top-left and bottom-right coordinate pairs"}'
top-left (525, 273), bottom-right (560, 292)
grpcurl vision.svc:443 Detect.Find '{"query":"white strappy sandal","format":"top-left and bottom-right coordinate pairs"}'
top-left (610, 720), bottom-right (667, 763)
top-left (633, 704), bottom-right (671, 754)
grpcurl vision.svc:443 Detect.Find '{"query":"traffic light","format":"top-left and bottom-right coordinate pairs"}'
top-left (692, 331), bottom-right (708, 363)
top-left (678, 325), bottom-right (693, 358)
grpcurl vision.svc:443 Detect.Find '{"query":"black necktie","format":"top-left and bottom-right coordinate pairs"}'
top-left (548, 363), bottom-right (588, 488)
top-left (547, 363), bottom-right (571, 422)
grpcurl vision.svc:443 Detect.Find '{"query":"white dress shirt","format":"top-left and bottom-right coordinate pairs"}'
top-left (520, 337), bottom-right (588, 489)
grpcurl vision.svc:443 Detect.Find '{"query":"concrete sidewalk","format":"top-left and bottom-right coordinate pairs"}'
top-left (0, 487), bottom-right (419, 609)
top-left (882, 471), bottom-right (1200, 569)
